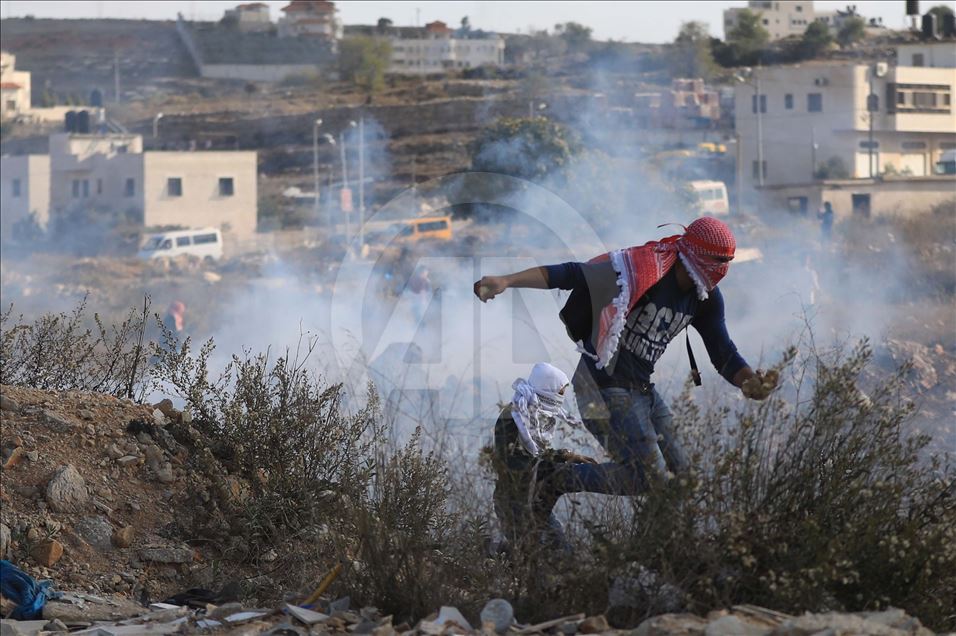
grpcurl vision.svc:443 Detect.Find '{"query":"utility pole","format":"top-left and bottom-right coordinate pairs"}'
top-left (810, 126), bottom-right (817, 180)
top-left (113, 49), bottom-right (120, 104)
top-left (358, 116), bottom-right (365, 254)
top-left (755, 75), bottom-right (764, 187)
top-left (313, 118), bottom-right (322, 226)
top-left (735, 132), bottom-right (743, 214)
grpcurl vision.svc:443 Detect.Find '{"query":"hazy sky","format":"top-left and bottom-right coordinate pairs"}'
top-left (0, 1), bottom-right (933, 43)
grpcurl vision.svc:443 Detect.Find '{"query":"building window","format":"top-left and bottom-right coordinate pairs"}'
top-left (167, 177), bottom-right (183, 197)
top-left (787, 196), bottom-right (808, 214)
top-left (912, 53), bottom-right (924, 67)
top-left (218, 177), bottom-right (234, 196)
top-left (785, 93), bottom-right (793, 109)
top-left (72, 180), bottom-right (80, 198)
top-left (887, 82), bottom-right (951, 114)
top-left (752, 160), bottom-right (767, 180)
top-left (96, 179), bottom-right (103, 195)
top-left (125, 178), bottom-right (135, 197)
top-left (751, 94), bottom-right (767, 113)
top-left (808, 93), bottom-right (823, 112)
top-left (859, 140), bottom-right (880, 149)
top-left (795, 4), bottom-right (803, 10)
top-left (901, 141), bottom-right (927, 150)
top-left (5, 99), bottom-right (15, 111)
top-left (11, 178), bottom-right (21, 198)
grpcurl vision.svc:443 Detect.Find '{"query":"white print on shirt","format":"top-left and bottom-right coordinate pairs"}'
top-left (621, 302), bottom-right (693, 363)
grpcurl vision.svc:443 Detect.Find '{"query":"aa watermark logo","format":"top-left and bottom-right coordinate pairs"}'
top-left (329, 172), bottom-right (606, 435)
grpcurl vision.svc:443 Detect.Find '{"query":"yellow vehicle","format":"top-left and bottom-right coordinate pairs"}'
top-left (697, 142), bottom-right (727, 155)
top-left (390, 216), bottom-right (453, 243)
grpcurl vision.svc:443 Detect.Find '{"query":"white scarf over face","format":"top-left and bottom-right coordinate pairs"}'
top-left (511, 362), bottom-right (575, 457)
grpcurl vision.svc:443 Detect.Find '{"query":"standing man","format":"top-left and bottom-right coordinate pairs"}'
top-left (475, 217), bottom-right (777, 492)
top-left (818, 201), bottom-right (834, 242)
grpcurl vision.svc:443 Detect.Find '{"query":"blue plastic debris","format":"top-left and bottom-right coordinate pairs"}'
top-left (0, 559), bottom-right (62, 620)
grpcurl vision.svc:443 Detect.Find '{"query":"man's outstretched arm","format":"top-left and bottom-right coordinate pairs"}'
top-left (473, 266), bottom-right (551, 302)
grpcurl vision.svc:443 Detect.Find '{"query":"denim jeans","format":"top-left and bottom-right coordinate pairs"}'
top-left (581, 386), bottom-right (689, 494)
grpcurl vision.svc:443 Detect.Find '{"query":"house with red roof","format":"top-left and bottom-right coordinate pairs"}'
top-left (277, 0), bottom-right (342, 43)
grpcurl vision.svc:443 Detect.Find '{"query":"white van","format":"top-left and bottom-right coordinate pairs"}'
top-left (137, 228), bottom-right (223, 261)
top-left (688, 180), bottom-right (730, 216)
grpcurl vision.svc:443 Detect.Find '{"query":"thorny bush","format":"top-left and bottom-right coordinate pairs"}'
top-left (3, 299), bottom-right (954, 629)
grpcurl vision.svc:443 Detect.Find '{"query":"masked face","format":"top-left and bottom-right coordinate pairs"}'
top-left (676, 217), bottom-right (736, 295)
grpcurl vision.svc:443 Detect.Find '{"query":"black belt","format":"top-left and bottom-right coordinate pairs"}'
top-left (601, 379), bottom-right (654, 395)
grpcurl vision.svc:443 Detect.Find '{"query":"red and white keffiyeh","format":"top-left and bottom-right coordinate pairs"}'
top-left (585, 217), bottom-right (736, 369)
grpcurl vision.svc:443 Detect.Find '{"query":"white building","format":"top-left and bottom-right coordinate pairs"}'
top-left (897, 40), bottom-right (956, 69)
top-left (0, 132), bottom-right (259, 245)
top-left (735, 60), bottom-right (956, 217)
top-left (389, 21), bottom-right (505, 74)
top-left (0, 155), bottom-right (50, 243)
top-left (1, 51), bottom-right (32, 120)
top-left (223, 2), bottom-right (272, 33)
top-left (277, 0), bottom-right (342, 41)
top-left (724, 1), bottom-right (815, 41)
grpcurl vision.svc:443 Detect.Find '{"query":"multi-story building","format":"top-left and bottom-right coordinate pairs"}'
top-left (277, 0), bottom-right (342, 42)
top-left (0, 130), bottom-right (258, 245)
top-left (388, 21), bottom-right (505, 74)
top-left (724, 1), bottom-right (815, 41)
top-left (222, 3), bottom-right (273, 33)
top-left (661, 78), bottom-right (722, 129)
top-left (0, 155), bottom-right (50, 243)
top-left (1, 51), bottom-right (32, 121)
top-left (734, 58), bottom-right (956, 217)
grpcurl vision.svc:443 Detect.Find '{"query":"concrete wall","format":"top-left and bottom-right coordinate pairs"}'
top-left (897, 42), bottom-right (956, 69)
top-left (758, 176), bottom-right (956, 218)
top-left (0, 154), bottom-right (50, 243)
top-left (200, 63), bottom-right (318, 82)
top-left (142, 151), bottom-right (258, 240)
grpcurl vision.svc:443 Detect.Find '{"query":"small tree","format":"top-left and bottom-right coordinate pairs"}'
top-left (927, 4), bottom-right (954, 21)
top-left (837, 16), bottom-right (866, 48)
top-left (799, 20), bottom-right (833, 59)
top-left (339, 36), bottom-right (392, 94)
top-left (471, 117), bottom-right (582, 182)
top-left (669, 21), bottom-right (717, 80)
top-left (376, 17), bottom-right (393, 34)
top-left (814, 156), bottom-right (851, 180)
top-left (555, 21), bottom-right (592, 54)
top-left (726, 9), bottom-right (770, 65)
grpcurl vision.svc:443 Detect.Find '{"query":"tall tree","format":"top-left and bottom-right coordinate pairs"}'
top-left (669, 21), bottom-right (717, 79)
top-left (555, 21), bottom-right (592, 53)
top-left (927, 4), bottom-right (954, 20)
top-left (837, 16), bottom-right (866, 48)
top-left (799, 20), bottom-right (833, 59)
top-left (727, 9), bottom-right (770, 65)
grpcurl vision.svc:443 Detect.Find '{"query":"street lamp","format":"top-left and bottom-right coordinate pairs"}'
top-left (152, 112), bottom-right (164, 139)
top-left (312, 118), bottom-right (323, 224)
top-left (735, 69), bottom-right (764, 187)
top-left (340, 120), bottom-right (357, 245)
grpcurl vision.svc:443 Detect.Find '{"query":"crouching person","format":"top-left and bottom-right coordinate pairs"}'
top-left (492, 362), bottom-right (631, 556)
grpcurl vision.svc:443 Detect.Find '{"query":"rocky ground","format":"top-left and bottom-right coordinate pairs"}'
top-left (0, 383), bottom-right (948, 635)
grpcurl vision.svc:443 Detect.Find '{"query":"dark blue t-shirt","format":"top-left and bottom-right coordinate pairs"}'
top-left (546, 261), bottom-right (747, 386)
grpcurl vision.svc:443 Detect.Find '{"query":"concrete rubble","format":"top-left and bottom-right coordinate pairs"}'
top-left (0, 599), bottom-right (940, 636)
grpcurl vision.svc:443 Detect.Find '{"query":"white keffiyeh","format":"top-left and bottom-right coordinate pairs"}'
top-left (511, 362), bottom-right (576, 457)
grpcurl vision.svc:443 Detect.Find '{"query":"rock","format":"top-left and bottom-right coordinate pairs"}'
top-left (858, 608), bottom-right (933, 635)
top-left (42, 411), bottom-right (75, 433)
top-left (31, 539), bottom-right (64, 566)
top-left (705, 616), bottom-right (770, 636)
top-left (0, 620), bottom-right (28, 636)
top-left (74, 515), bottom-right (114, 551)
top-left (144, 445), bottom-right (164, 471)
top-left (610, 564), bottom-right (684, 614)
top-left (769, 611), bottom-right (923, 636)
top-left (112, 525), bottom-right (135, 548)
top-left (153, 399), bottom-right (176, 418)
top-left (138, 546), bottom-right (193, 563)
top-left (77, 409), bottom-right (95, 421)
top-left (0, 523), bottom-right (10, 558)
top-left (154, 464), bottom-right (175, 484)
top-left (633, 614), bottom-right (709, 636)
top-left (435, 607), bottom-right (472, 631)
top-left (45, 465), bottom-right (89, 512)
top-left (152, 409), bottom-right (166, 426)
top-left (2, 446), bottom-right (24, 469)
top-left (116, 455), bottom-right (139, 466)
top-left (25, 450), bottom-right (38, 463)
top-left (284, 604), bottom-right (329, 626)
top-left (578, 615), bottom-right (609, 634)
top-left (479, 599), bottom-right (514, 633)
top-left (42, 619), bottom-right (68, 632)
top-left (0, 393), bottom-right (21, 412)
top-left (203, 271), bottom-right (223, 284)
top-left (106, 444), bottom-right (124, 460)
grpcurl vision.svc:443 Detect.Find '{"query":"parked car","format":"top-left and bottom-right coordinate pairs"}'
top-left (137, 228), bottom-right (223, 261)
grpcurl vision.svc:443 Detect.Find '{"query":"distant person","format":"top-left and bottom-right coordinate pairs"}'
top-left (818, 201), bottom-right (834, 242)
top-left (162, 301), bottom-right (186, 340)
